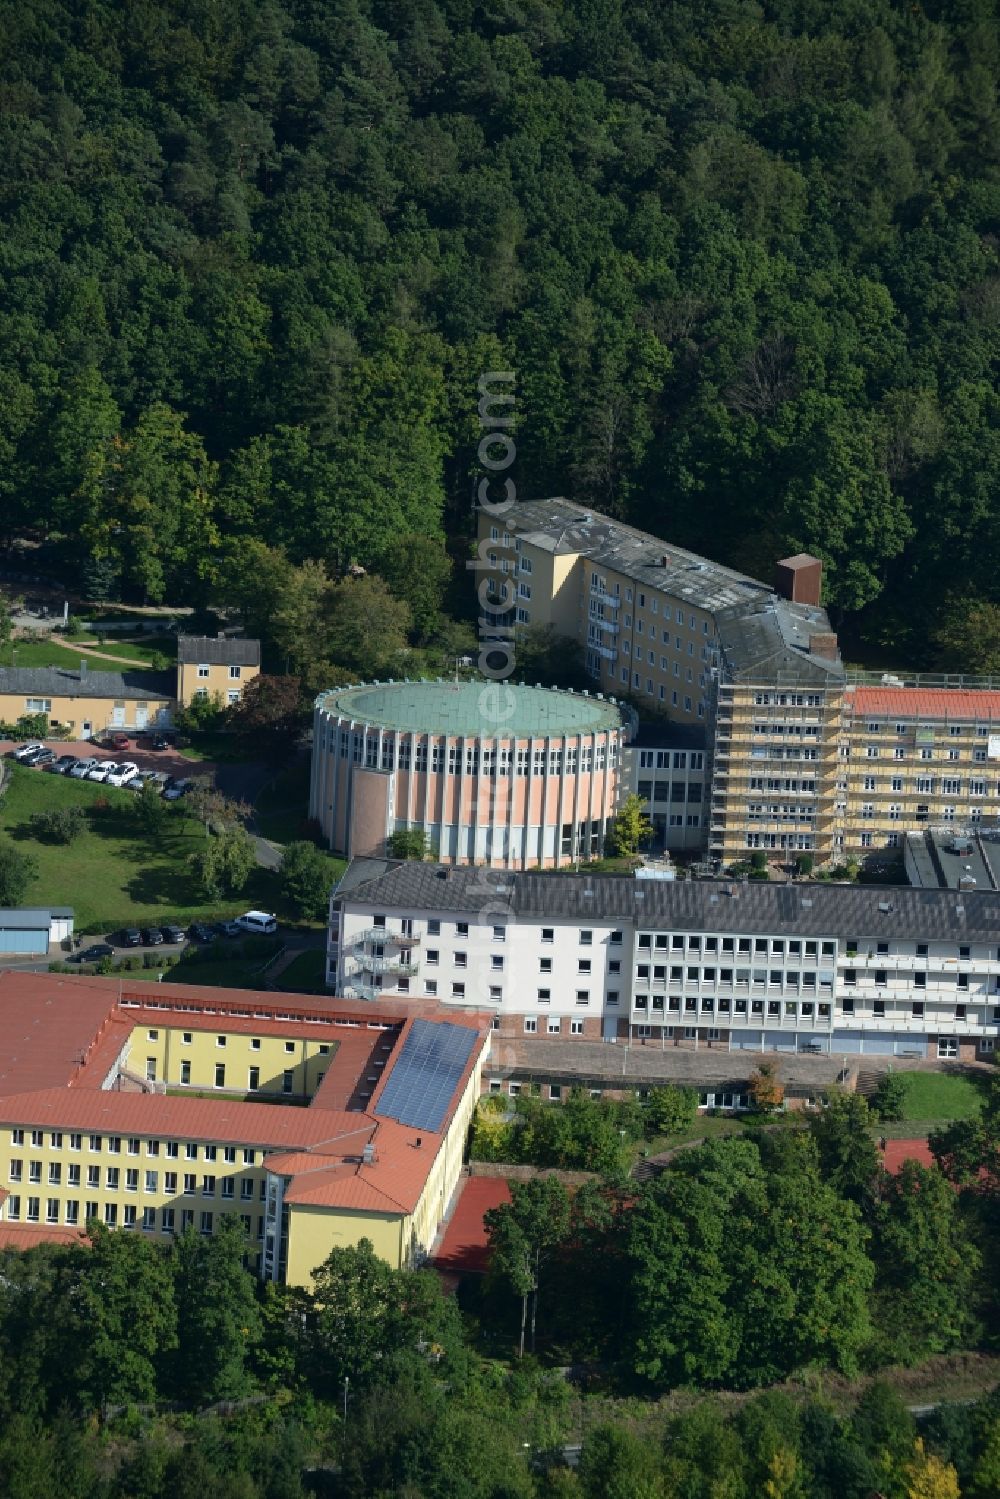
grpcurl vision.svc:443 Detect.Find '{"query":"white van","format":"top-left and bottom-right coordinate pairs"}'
top-left (235, 911), bottom-right (278, 935)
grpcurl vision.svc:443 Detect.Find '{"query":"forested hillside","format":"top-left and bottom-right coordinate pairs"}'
top-left (2, 1), bottom-right (999, 658)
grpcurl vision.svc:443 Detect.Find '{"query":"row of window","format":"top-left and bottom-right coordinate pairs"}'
top-left (522, 1018), bottom-right (587, 1035)
top-left (635, 967), bottom-right (830, 989)
top-left (196, 665), bottom-right (243, 679)
top-left (335, 735), bottom-right (615, 774)
top-left (633, 996), bottom-right (831, 1019)
top-left (860, 720), bottom-right (994, 738)
top-left (637, 749), bottom-right (706, 771)
top-left (148, 1028), bottom-right (318, 1055)
top-left (9, 1130), bottom-right (258, 1162)
top-left (859, 745), bottom-right (987, 763)
top-left (8, 1161), bottom-right (265, 1198)
top-left (4, 1197), bottom-right (264, 1237)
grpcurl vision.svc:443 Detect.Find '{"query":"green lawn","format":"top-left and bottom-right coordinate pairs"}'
top-left (275, 949), bottom-right (330, 992)
top-left (3, 637), bottom-right (109, 670)
top-left (71, 634), bottom-right (176, 664)
top-left (894, 1070), bottom-right (984, 1122)
top-left (0, 762), bottom-right (279, 931)
top-left (2, 634), bottom-right (175, 670)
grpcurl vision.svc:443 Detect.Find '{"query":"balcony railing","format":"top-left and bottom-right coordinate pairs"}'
top-left (590, 587), bottom-right (620, 607)
top-left (353, 928), bottom-right (421, 949)
top-left (352, 954), bottom-right (420, 976)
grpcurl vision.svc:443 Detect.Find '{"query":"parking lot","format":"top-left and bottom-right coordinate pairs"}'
top-left (0, 735), bottom-right (217, 784)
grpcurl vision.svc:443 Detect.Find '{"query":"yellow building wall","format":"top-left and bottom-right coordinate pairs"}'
top-left (0, 691), bottom-right (173, 735)
top-left (284, 1202), bottom-right (407, 1284)
top-left (0, 1126), bottom-right (268, 1269)
top-left (177, 660), bottom-right (259, 708)
top-left (132, 1024), bottom-right (336, 1100)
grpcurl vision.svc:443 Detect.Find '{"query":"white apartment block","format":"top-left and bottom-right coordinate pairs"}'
top-left (331, 861), bottom-right (1000, 1063)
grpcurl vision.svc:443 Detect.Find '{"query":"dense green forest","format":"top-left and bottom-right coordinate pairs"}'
top-left (1, 1083), bottom-right (999, 1495)
top-left (2, 0), bottom-right (999, 662)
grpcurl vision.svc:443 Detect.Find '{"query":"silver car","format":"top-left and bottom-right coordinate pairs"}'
top-left (69, 758), bottom-right (100, 778)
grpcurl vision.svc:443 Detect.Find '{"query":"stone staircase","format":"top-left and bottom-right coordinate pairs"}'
top-left (854, 1064), bottom-right (884, 1099)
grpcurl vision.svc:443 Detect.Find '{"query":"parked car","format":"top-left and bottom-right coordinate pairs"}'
top-left (234, 911), bottom-right (278, 936)
top-left (106, 761), bottom-right (139, 787)
top-left (49, 755), bottom-right (78, 773)
top-left (105, 733), bottom-right (130, 751)
top-left (69, 758), bottom-right (100, 778)
top-left (28, 749), bottom-right (56, 767)
top-left (189, 922), bottom-right (215, 943)
top-left (12, 742), bottom-right (44, 761)
top-left (119, 929), bottom-right (141, 948)
top-left (87, 761), bottom-right (117, 782)
top-left (145, 771), bottom-right (171, 791)
top-left (77, 943), bottom-right (114, 963)
top-left (161, 924), bottom-right (185, 945)
top-left (151, 735), bottom-right (169, 750)
top-left (163, 778), bottom-right (192, 801)
top-left (142, 927), bottom-right (164, 946)
top-left (219, 920), bottom-right (242, 938)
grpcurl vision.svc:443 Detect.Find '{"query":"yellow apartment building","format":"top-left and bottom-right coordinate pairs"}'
top-left (479, 497), bottom-right (761, 728)
top-left (0, 634), bottom-right (260, 739)
top-left (838, 681), bottom-right (1000, 858)
top-left (0, 663), bottom-right (175, 738)
top-left (175, 635), bottom-right (261, 709)
top-left (0, 973), bottom-right (490, 1286)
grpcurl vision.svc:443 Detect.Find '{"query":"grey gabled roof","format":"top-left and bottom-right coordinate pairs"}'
top-left (177, 635), bottom-right (260, 667)
top-left (715, 597), bottom-right (844, 685)
top-left (336, 860), bottom-right (1000, 942)
top-left (0, 666), bottom-right (174, 701)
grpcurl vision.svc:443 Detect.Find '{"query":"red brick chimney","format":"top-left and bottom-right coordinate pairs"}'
top-left (775, 553), bottom-right (823, 607)
top-left (808, 631), bottom-right (839, 661)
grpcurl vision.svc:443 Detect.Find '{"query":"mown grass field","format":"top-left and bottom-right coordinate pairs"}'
top-left (0, 762), bottom-right (278, 931)
top-left (1, 633), bottom-right (175, 671)
top-left (892, 1069), bottom-right (985, 1123)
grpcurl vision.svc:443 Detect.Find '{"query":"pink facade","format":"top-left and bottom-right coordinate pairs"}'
top-left (310, 690), bottom-right (630, 870)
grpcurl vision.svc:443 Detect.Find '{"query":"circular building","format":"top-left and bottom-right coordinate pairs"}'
top-left (310, 679), bottom-right (633, 869)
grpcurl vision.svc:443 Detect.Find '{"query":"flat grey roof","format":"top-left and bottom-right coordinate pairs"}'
top-left (337, 861), bottom-right (1000, 942)
top-left (177, 635), bottom-right (260, 666)
top-left (316, 680), bottom-right (625, 737)
top-left (0, 666), bottom-right (174, 701)
top-left (907, 830), bottom-right (1000, 892)
top-left (0, 909), bottom-right (71, 929)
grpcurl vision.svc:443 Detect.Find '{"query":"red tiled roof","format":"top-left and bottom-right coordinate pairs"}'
top-left (849, 686), bottom-right (1000, 722)
top-left (0, 1088), bottom-right (373, 1150)
top-left (882, 1139), bottom-right (935, 1174)
top-left (431, 1177), bottom-right (512, 1274)
top-left (0, 1223), bottom-right (90, 1251)
top-left (0, 972), bottom-right (493, 1223)
top-left (0, 975), bottom-right (127, 1096)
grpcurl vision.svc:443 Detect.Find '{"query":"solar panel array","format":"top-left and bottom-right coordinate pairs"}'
top-left (374, 1020), bottom-right (478, 1133)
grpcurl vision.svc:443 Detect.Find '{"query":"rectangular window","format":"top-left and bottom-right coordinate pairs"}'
top-left (248, 1067), bottom-right (260, 1090)
top-left (215, 1063), bottom-right (226, 1088)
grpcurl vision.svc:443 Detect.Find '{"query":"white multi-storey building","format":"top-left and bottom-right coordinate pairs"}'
top-left (331, 861), bottom-right (1000, 1062)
